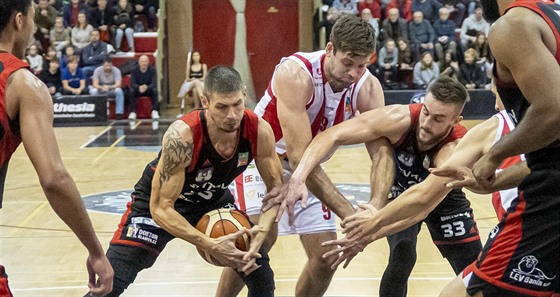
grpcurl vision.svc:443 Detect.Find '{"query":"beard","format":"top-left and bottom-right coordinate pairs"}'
top-left (481, 0), bottom-right (501, 23)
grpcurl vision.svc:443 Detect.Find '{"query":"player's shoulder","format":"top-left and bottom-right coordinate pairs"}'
top-left (274, 59), bottom-right (312, 86)
top-left (490, 8), bottom-right (543, 38)
top-left (165, 119), bottom-right (193, 143)
top-left (8, 68), bottom-right (49, 104)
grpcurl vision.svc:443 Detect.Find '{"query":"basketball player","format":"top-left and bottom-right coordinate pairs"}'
top-left (101, 66), bottom-right (282, 297)
top-left (0, 1), bottom-right (113, 296)
top-left (217, 15), bottom-right (385, 297)
top-left (274, 76), bottom-right (483, 297)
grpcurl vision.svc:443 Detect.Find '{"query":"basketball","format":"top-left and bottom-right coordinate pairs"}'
top-left (195, 208), bottom-right (252, 266)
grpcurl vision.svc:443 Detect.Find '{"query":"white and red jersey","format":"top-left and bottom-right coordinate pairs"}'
top-left (254, 50), bottom-right (371, 154)
top-left (491, 110), bottom-right (525, 221)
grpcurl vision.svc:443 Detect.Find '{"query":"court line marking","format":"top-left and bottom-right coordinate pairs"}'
top-left (79, 122), bottom-right (115, 149)
top-left (92, 135), bottom-right (126, 163)
top-left (7, 201), bottom-right (48, 237)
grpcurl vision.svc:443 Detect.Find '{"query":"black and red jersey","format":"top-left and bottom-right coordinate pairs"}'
top-left (130, 109), bottom-right (259, 215)
top-left (0, 51), bottom-right (28, 208)
top-left (390, 104), bottom-right (467, 203)
top-left (494, 0), bottom-right (560, 167)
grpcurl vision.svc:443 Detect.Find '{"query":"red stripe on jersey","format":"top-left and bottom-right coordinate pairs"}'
top-left (234, 174), bottom-right (246, 212)
top-left (180, 110), bottom-right (205, 173)
top-left (241, 109), bottom-right (260, 159)
top-left (475, 193), bottom-right (527, 282)
top-left (292, 53), bottom-right (314, 76)
top-left (261, 83), bottom-right (284, 142)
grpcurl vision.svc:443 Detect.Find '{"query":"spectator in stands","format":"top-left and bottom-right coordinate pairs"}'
top-left (114, 0), bottom-right (135, 52)
top-left (397, 37), bottom-right (414, 69)
top-left (438, 0), bottom-right (466, 28)
top-left (459, 4), bottom-right (489, 53)
top-left (50, 17), bottom-right (71, 53)
top-left (177, 51), bottom-right (206, 110)
top-left (89, 58), bottom-right (125, 119)
top-left (413, 51), bottom-right (439, 89)
top-left (34, 0), bottom-right (58, 39)
top-left (42, 46), bottom-right (57, 70)
top-left (358, 0), bottom-right (382, 20)
top-left (458, 48), bottom-right (486, 90)
top-left (90, 0), bottom-right (115, 44)
top-left (62, 55), bottom-right (87, 95)
top-left (81, 29), bottom-right (110, 80)
top-left (411, 0), bottom-right (442, 23)
top-left (128, 55), bottom-right (159, 120)
top-left (71, 11), bottom-right (94, 50)
top-left (39, 57), bottom-right (63, 98)
top-left (386, 0), bottom-right (413, 21)
top-left (469, 31), bottom-right (492, 68)
top-left (382, 8), bottom-right (409, 44)
top-left (60, 45), bottom-right (76, 72)
top-left (63, 0), bottom-right (87, 29)
top-left (378, 38), bottom-right (399, 87)
top-left (439, 50), bottom-right (459, 81)
top-left (408, 11), bottom-right (435, 61)
top-left (433, 7), bottom-right (457, 62)
top-left (360, 8), bottom-right (380, 40)
top-left (317, 6), bottom-right (341, 45)
top-left (26, 44), bottom-right (43, 75)
top-left (333, 0), bottom-right (359, 15)
top-left (132, 0), bottom-right (158, 31)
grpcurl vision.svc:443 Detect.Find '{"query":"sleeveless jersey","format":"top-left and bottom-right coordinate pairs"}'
top-left (390, 104), bottom-right (468, 207)
top-left (189, 65), bottom-right (203, 79)
top-left (255, 50), bottom-right (371, 154)
top-left (491, 110), bottom-right (525, 221)
top-left (131, 109), bottom-right (259, 212)
top-left (494, 0), bottom-right (560, 167)
top-left (0, 52), bottom-right (28, 208)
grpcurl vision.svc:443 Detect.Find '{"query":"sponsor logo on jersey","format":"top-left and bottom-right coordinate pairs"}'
top-left (509, 255), bottom-right (556, 288)
top-left (195, 167), bottom-right (213, 183)
top-left (237, 152), bottom-right (249, 167)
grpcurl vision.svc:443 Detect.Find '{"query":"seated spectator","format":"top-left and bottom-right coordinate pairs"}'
top-left (386, 0), bottom-right (412, 21)
top-left (469, 31), bottom-right (492, 69)
top-left (132, 0), bottom-right (158, 31)
top-left (177, 51), bottom-right (206, 110)
top-left (360, 8), bottom-right (380, 40)
top-left (316, 6), bottom-right (341, 45)
top-left (62, 55), bottom-right (87, 95)
top-left (378, 39), bottom-right (399, 87)
top-left (438, 0), bottom-right (466, 28)
top-left (333, 0), bottom-right (359, 15)
top-left (413, 51), bottom-right (439, 89)
top-left (459, 4), bottom-right (489, 53)
top-left (34, 0), bottom-right (58, 39)
top-left (408, 11), bottom-right (435, 61)
top-left (397, 37), bottom-right (414, 70)
top-left (382, 8), bottom-right (409, 43)
top-left (71, 11), bottom-right (94, 50)
top-left (89, 58), bottom-right (125, 119)
top-left (358, 0), bottom-right (382, 20)
top-left (433, 7), bottom-right (457, 61)
top-left (42, 46), bottom-right (58, 70)
top-left (39, 57), bottom-right (63, 98)
top-left (90, 0), bottom-right (115, 44)
top-left (411, 0), bottom-right (442, 23)
top-left (458, 48), bottom-right (486, 89)
top-left (439, 50), bottom-right (459, 81)
top-left (60, 45), bottom-right (76, 72)
top-left (26, 44), bottom-right (43, 75)
top-left (49, 0), bottom-right (64, 11)
top-left (81, 29), bottom-right (110, 81)
top-left (63, 0), bottom-right (87, 29)
top-left (50, 17), bottom-right (71, 53)
top-left (128, 55), bottom-right (159, 120)
top-left (114, 0), bottom-right (135, 52)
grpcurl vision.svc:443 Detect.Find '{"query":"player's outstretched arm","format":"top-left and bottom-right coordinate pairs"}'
top-left (150, 121), bottom-right (251, 270)
top-left (12, 69), bottom-right (113, 296)
top-left (477, 12), bottom-right (560, 176)
top-left (365, 137), bottom-right (395, 210)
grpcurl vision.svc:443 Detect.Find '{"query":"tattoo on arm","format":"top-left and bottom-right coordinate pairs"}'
top-left (159, 127), bottom-right (193, 185)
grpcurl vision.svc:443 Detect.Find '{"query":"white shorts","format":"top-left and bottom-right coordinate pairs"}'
top-left (231, 161), bottom-right (337, 236)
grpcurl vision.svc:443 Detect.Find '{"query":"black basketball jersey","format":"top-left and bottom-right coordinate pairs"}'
top-left (390, 104), bottom-right (468, 211)
top-left (131, 109), bottom-right (259, 214)
top-left (495, 0), bottom-right (560, 167)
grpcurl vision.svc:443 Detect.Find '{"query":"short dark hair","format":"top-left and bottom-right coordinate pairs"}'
top-left (103, 56), bottom-right (112, 64)
top-left (50, 57), bottom-right (60, 64)
top-left (203, 66), bottom-right (244, 98)
top-left (330, 15), bottom-right (376, 57)
top-left (427, 76), bottom-right (470, 111)
top-left (0, 0), bottom-right (33, 37)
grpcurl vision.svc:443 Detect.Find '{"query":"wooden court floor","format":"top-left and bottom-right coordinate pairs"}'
top-left (0, 119), bottom-right (499, 297)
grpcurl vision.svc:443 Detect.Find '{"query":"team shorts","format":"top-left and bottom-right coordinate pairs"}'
top-left (465, 168), bottom-right (560, 297)
top-left (231, 160), bottom-right (336, 236)
top-left (0, 265), bottom-right (13, 297)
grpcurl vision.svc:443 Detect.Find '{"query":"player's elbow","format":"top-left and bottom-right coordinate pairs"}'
top-left (150, 202), bottom-right (171, 227)
top-left (39, 167), bottom-right (73, 194)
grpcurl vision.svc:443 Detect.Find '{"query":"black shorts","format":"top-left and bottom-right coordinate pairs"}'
top-left (110, 191), bottom-right (237, 254)
top-left (466, 169), bottom-right (560, 296)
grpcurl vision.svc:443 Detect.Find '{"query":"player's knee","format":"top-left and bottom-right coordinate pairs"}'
top-left (242, 262), bottom-right (275, 297)
top-left (389, 240), bottom-right (417, 272)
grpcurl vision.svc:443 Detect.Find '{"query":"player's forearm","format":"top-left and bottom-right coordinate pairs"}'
top-left (151, 203), bottom-right (211, 248)
top-left (306, 167), bottom-right (355, 219)
top-left (253, 205), bottom-right (279, 248)
top-left (491, 161), bottom-right (530, 192)
top-left (289, 133), bottom-right (338, 181)
top-left (369, 143), bottom-right (394, 210)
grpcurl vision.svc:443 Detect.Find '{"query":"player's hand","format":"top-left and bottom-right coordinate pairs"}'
top-left (261, 185), bottom-right (283, 212)
top-left (472, 153), bottom-right (502, 190)
top-left (429, 165), bottom-right (492, 194)
top-left (239, 226), bottom-right (264, 274)
top-left (85, 252), bottom-right (114, 296)
top-left (322, 234), bottom-right (370, 270)
top-left (208, 228), bottom-right (252, 271)
top-left (341, 203), bottom-right (377, 239)
top-left (264, 178), bottom-right (308, 225)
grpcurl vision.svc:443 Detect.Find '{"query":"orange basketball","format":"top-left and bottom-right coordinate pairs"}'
top-left (195, 208), bottom-right (252, 266)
